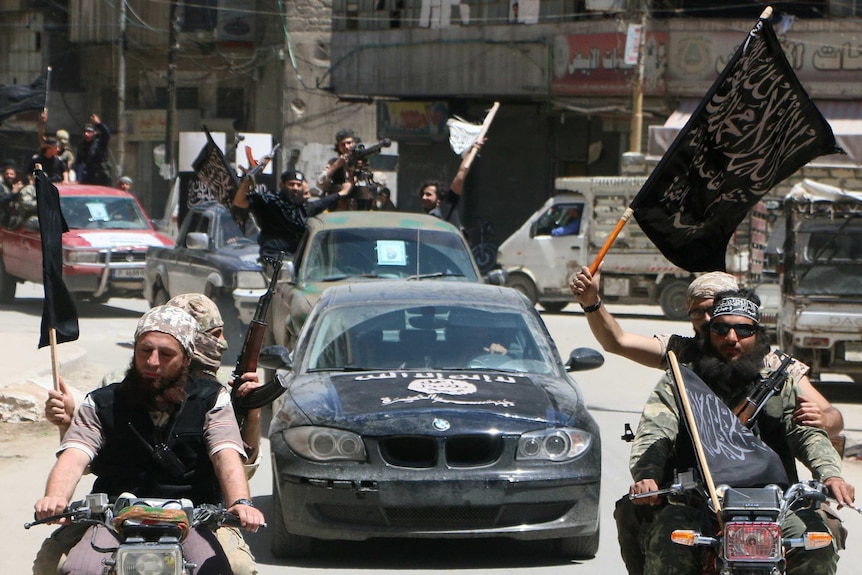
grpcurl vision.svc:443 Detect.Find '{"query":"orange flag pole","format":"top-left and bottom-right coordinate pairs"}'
top-left (589, 206), bottom-right (634, 275)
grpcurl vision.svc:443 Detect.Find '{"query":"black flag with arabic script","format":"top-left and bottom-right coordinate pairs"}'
top-left (35, 171), bottom-right (79, 348)
top-left (672, 363), bottom-right (789, 489)
top-left (632, 16), bottom-right (842, 272)
top-left (191, 125), bottom-right (240, 211)
top-left (0, 74), bottom-right (47, 122)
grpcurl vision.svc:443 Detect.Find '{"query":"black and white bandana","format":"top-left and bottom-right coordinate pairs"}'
top-left (712, 296), bottom-right (760, 324)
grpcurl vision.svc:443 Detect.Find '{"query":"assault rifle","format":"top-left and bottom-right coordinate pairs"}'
top-left (733, 352), bottom-right (794, 428)
top-left (230, 251), bottom-right (284, 416)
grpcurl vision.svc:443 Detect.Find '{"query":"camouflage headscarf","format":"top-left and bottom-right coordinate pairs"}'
top-left (167, 293), bottom-right (227, 371)
top-left (134, 305), bottom-right (197, 356)
top-left (686, 272), bottom-right (739, 312)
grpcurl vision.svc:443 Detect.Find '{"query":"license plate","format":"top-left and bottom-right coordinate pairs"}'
top-left (844, 343), bottom-right (862, 362)
top-left (113, 268), bottom-right (145, 279)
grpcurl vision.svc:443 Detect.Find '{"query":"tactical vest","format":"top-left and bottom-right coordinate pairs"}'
top-left (89, 376), bottom-right (223, 504)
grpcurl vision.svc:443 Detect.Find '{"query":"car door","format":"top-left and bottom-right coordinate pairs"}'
top-left (167, 210), bottom-right (212, 295)
top-left (526, 201), bottom-right (586, 293)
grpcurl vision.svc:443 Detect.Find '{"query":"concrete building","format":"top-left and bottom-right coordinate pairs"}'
top-left (1, 1), bottom-right (861, 240)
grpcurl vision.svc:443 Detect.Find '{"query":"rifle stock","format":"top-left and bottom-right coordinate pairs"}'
top-left (231, 252), bottom-right (284, 401)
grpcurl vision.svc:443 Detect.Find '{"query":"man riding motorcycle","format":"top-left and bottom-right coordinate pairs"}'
top-left (628, 289), bottom-right (855, 575)
top-left (33, 305), bottom-right (265, 574)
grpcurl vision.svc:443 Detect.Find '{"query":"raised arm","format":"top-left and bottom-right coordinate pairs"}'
top-left (570, 264), bottom-right (665, 368)
top-left (449, 138), bottom-right (486, 196)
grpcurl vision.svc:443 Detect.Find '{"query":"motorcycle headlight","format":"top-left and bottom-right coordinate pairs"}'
top-left (235, 270), bottom-right (266, 289)
top-left (724, 521), bottom-right (782, 561)
top-left (283, 427), bottom-right (367, 461)
top-left (116, 544), bottom-right (184, 575)
top-left (516, 428), bottom-right (592, 461)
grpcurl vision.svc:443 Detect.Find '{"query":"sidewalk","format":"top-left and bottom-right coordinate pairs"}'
top-left (0, 333), bottom-right (88, 422)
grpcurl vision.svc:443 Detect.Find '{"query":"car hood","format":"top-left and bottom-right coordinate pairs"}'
top-left (66, 229), bottom-right (173, 248)
top-left (273, 370), bottom-right (587, 436)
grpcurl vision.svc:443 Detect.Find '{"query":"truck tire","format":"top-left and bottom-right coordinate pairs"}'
top-left (0, 259), bottom-right (16, 304)
top-left (659, 280), bottom-right (690, 321)
top-left (507, 273), bottom-right (538, 306)
top-left (152, 285), bottom-right (170, 307)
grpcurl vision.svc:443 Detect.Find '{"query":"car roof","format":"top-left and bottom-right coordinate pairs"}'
top-left (308, 211), bottom-right (463, 234)
top-left (318, 280), bottom-right (528, 309)
top-left (56, 184), bottom-right (133, 198)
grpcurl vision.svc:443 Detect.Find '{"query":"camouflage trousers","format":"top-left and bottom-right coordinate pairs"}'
top-left (640, 501), bottom-right (838, 575)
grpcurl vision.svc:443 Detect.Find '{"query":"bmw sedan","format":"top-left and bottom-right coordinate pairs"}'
top-left (268, 281), bottom-right (603, 558)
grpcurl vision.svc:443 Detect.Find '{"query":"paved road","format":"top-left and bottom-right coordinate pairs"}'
top-left (2, 290), bottom-right (861, 574)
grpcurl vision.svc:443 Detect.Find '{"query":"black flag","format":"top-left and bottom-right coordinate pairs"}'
top-left (191, 126), bottom-right (239, 211)
top-left (35, 172), bottom-right (79, 348)
top-left (673, 364), bottom-right (789, 488)
top-left (0, 74), bottom-right (47, 122)
top-left (632, 16), bottom-right (842, 272)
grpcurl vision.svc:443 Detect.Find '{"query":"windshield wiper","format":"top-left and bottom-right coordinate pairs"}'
top-left (406, 272), bottom-right (466, 280)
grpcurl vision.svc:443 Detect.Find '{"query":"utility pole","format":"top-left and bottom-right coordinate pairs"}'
top-left (628, 2), bottom-right (648, 154)
top-left (164, 0), bottom-right (180, 179)
top-left (116, 0), bottom-right (126, 178)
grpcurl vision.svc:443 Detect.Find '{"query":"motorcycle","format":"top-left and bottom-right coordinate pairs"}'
top-left (26, 492), bottom-right (241, 575)
top-left (635, 474), bottom-right (835, 574)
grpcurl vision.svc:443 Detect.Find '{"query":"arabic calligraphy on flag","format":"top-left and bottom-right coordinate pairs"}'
top-left (631, 17), bottom-right (842, 272)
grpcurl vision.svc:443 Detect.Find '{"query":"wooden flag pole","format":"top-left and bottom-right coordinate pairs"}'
top-left (49, 327), bottom-right (61, 392)
top-left (460, 102), bottom-right (500, 171)
top-left (668, 350), bottom-right (723, 529)
top-left (589, 207), bottom-right (634, 275)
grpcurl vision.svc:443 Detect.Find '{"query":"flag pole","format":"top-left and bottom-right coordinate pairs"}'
top-left (589, 207), bottom-right (634, 275)
top-left (49, 328), bottom-right (60, 392)
top-left (460, 102), bottom-right (500, 171)
top-left (668, 350), bottom-right (723, 529)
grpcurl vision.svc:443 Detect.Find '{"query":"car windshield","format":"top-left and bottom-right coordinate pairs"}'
top-left (796, 224), bottom-right (862, 296)
top-left (304, 302), bottom-right (558, 374)
top-left (61, 196), bottom-right (151, 230)
top-left (217, 209), bottom-right (256, 247)
top-left (301, 228), bottom-right (479, 282)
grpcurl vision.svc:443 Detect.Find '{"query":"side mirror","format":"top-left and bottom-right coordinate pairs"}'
top-left (282, 260), bottom-right (297, 284)
top-left (566, 347), bottom-right (604, 372)
top-left (258, 345), bottom-right (292, 371)
top-left (484, 268), bottom-right (508, 286)
top-left (185, 232), bottom-right (209, 250)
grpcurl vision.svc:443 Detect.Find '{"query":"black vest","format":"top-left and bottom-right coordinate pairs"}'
top-left (89, 376), bottom-right (224, 504)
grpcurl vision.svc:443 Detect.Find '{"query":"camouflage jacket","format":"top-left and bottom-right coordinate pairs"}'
top-left (630, 355), bottom-right (842, 486)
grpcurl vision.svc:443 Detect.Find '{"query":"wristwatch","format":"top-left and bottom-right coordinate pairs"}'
top-left (231, 498), bottom-right (255, 508)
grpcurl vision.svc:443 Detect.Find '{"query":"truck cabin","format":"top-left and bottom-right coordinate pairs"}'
top-left (788, 216), bottom-right (862, 297)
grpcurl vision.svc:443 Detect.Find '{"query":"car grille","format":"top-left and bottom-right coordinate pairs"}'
top-left (315, 502), bottom-right (573, 529)
top-left (378, 434), bottom-right (504, 468)
top-left (99, 249), bottom-right (147, 263)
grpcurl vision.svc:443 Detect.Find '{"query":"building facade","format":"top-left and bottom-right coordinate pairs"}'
top-left (1, 1), bottom-right (861, 239)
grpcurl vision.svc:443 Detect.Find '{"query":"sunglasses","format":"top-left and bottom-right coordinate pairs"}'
top-left (710, 322), bottom-right (758, 338)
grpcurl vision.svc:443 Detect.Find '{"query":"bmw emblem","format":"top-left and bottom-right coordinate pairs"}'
top-left (432, 418), bottom-right (450, 431)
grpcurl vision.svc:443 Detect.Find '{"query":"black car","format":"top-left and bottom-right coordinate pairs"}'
top-left (268, 281), bottom-right (604, 558)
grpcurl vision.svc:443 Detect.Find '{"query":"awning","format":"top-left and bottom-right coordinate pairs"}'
top-left (647, 99), bottom-right (862, 166)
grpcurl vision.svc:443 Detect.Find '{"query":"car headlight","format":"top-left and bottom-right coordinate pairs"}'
top-left (115, 544), bottom-right (183, 575)
top-left (284, 427), bottom-right (367, 461)
top-left (235, 270), bottom-right (266, 290)
top-left (516, 428), bottom-right (592, 461)
top-left (64, 249), bottom-right (100, 264)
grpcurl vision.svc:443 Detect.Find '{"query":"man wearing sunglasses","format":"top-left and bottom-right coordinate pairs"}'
top-left (570, 265), bottom-right (844, 575)
top-left (627, 289), bottom-right (854, 575)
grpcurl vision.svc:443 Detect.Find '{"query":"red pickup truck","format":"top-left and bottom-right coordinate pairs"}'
top-left (0, 184), bottom-right (174, 304)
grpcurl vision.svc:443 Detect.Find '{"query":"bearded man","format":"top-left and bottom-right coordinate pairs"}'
top-left (233, 169), bottom-right (353, 268)
top-left (33, 305), bottom-right (265, 574)
top-left (628, 289), bottom-right (855, 575)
